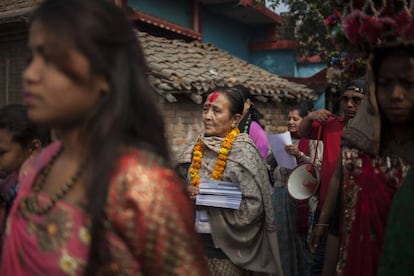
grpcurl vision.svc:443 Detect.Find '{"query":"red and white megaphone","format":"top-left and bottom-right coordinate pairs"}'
top-left (287, 163), bottom-right (320, 201)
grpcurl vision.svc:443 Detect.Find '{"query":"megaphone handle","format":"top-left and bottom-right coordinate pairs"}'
top-left (312, 126), bottom-right (322, 165)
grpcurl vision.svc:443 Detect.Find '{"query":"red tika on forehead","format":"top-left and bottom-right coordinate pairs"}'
top-left (207, 92), bottom-right (219, 103)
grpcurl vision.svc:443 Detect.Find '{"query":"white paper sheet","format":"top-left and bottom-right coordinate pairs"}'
top-left (267, 132), bottom-right (297, 169)
top-left (195, 210), bottom-right (212, 233)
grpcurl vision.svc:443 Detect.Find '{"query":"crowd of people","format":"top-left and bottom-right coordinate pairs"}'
top-left (0, 0), bottom-right (413, 275)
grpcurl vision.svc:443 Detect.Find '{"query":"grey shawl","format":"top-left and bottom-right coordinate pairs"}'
top-left (178, 133), bottom-right (283, 275)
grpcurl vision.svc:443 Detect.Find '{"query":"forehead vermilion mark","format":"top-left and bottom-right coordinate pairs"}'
top-left (207, 92), bottom-right (219, 103)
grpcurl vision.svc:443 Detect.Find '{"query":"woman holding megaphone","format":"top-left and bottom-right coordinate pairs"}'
top-left (268, 103), bottom-right (323, 276)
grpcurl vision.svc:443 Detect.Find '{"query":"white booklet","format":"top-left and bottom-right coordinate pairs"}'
top-left (267, 132), bottom-right (297, 169)
top-left (196, 178), bottom-right (242, 209)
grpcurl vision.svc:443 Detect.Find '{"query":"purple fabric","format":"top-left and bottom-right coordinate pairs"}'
top-left (248, 121), bottom-right (269, 160)
top-left (0, 172), bottom-right (18, 202)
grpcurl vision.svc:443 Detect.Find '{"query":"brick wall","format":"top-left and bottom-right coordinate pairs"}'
top-left (161, 97), bottom-right (204, 160)
top-left (0, 24), bottom-right (27, 106)
top-left (255, 101), bottom-right (289, 134)
top-left (160, 96), bottom-right (290, 161)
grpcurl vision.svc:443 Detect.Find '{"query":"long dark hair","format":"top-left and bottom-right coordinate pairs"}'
top-left (30, 0), bottom-right (170, 274)
top-left (232, 85), bottom-right (265, 130)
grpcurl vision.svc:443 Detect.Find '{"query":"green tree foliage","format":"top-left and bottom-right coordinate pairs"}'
top-left (269, 0), bottom-right (337, 62)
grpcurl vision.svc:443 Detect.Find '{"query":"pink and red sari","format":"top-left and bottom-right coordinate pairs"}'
top-left (0, 142), bottom-right (208, 275)
top-left (336, 146), bottom-right (409, 276)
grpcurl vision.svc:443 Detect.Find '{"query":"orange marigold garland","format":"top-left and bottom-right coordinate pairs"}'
top-left (190, 128), bottom-right (240, 187)
top-left (189, 140), bottom-right (203, 187)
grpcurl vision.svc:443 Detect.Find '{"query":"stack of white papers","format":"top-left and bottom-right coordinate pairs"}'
top-left (267, 132), bottom-right (297, 169)
top-left (196, 179), bottom-right (242, 209)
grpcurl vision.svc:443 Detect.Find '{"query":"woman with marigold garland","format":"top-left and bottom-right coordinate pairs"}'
top-left (177, 87), bottom-right (283, 275)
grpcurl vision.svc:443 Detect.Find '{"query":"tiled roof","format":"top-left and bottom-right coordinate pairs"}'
top-left (138, 31), bottom-right (316, 103)
top-left (0, 0), bottom-right (316, 103)
top-left (0, 0), bottom-right (41, 23)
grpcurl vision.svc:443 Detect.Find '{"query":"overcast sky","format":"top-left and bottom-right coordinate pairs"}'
top-left (266, 1), bottom-right (289, 13)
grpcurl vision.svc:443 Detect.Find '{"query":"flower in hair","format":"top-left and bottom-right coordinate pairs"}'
top-left (361, 15), bottom-right (395, 43)
top-left (395, 9), bottom-right (411, 34)
top-left (342, 10), bottom-right (365, 44)
top-left (325, 9), bottom-right (349, 50)
top-left (325, 9), bottom-right (341, 27)
top-left (341, 1), bottom-right (414, 47)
